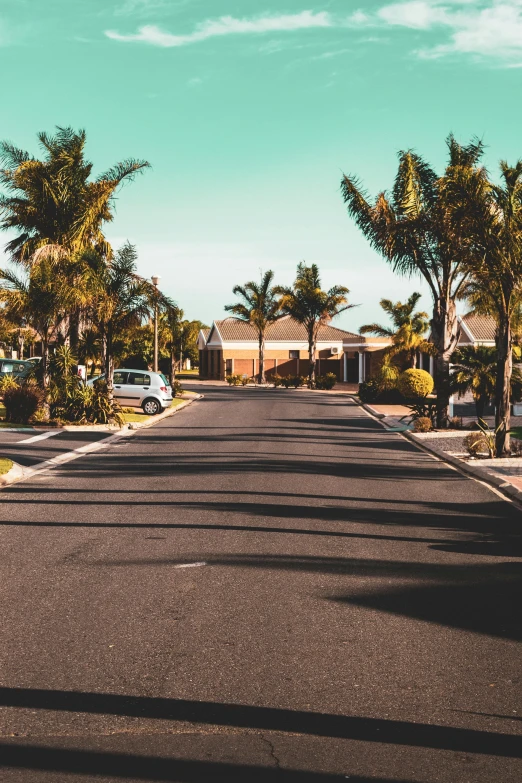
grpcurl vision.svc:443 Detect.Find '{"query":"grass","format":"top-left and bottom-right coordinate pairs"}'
top-left (0, 458), bottom-right (13, 475)
top-left (510, 427), bottom-right (522, 441)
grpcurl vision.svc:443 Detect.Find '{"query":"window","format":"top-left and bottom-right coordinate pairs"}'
top-left (128, 373), bottom-right (151, 386)
top-left (289, 350), bottom-right (299, 360)
top-left (113, 372), bottom-right (128, 385)
top-left (1, 362), bottom-right (14, 373)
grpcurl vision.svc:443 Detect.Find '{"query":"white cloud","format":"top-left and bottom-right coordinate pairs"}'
top-left (106, 11), bottom-right (333, 47)
top-left (378, 1), bottom-right (450, 29)
top-left (377, 1), bottom-right (522, 62)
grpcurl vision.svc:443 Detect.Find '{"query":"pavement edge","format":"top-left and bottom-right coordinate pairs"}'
top-left (0, 394), bottom-right (203, 489)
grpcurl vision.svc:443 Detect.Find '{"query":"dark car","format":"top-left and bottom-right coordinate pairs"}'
top-left (0, 359), bottom-right (35, 381)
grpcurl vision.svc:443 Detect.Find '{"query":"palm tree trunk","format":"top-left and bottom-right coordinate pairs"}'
top-left (431, 296), bottom-right (460, 428)
top-left (495, 314), bottom-right (511, 455)
top-left (476, 394), bottom-right (487, 421)
top-left (308, 327), bottom-right (317, 386)
top-left (259, 332), bottom-right (265, 383)
top-left (170, 343), bottom-right (177, 384)
top-left (41, 334), bottom-right (50, 390)
top-left (105, 331), bottom-right (114, 405)
top-left (69, 308), bottom-right (80, 358)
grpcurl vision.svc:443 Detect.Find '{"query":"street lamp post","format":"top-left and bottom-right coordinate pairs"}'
top-left (151, 275), bottom-right (161, 373)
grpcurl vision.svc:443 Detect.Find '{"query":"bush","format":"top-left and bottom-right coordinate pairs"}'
top-left (315, 373), bottom-right (337, 390)
top-left (0, 374), bottom-right (20, 396)
top-left (51, 379), bottom-right (125, 426)
top-left (172, 381), bottom-right (184, 397)
top-left (397, 369), bottom-right (434, 399)
top-left (226, 374), bottom-right (241, 386)
top-left (403, 399), bottom-right (438, 424)
top-left (413, 417), bottom-right (432, 433)
top-left (271, 374), bottom-right (283, 387)
top-left (464, 431), bottom-right (488, 457)
top-left (4, 383), bottom-right (43, 424)
top-left (448, 416), bottom-right (463, 430)
top-left (358, 378), bottom-right (380, 403)
top-left (281, 375), bottom-right (305, 389)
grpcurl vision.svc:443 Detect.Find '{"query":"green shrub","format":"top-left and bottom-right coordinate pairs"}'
top-left (403, 399), bottom-right (438, 424)
top-left (413, 416), bottom-right (432, 433)
top-left (4, 383), bottom-right (43, 423)
top-left (226, 374), bottom-right (242, 386)
top-left (358, 379), bottom-right (380, 403)
top-left (172, 380), bottom-right (184, 397)
top-left (397, 369), bottom-right (434, 399)
top-left (464, 431), bottom-right (488, 456)
top-left (271, 374), bottom-right (283, 387)
top-left (0, 374), bottom-right (20, 395)
top-left (315, 373), bottom-right (337, 390)
top-left (52, 380), bottom-right (125, 426)
top-left (281, 375), bottom-right (305, 389)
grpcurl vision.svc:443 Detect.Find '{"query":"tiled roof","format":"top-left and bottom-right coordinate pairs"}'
top-left (201, 328), bottom-right (211, 341)
top-left (214, 316), bottom-right (359, 342)
top-left (460, 312), bottom-right (496, 343)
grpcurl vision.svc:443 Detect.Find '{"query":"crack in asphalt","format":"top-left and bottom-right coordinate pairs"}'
top-left (261, 734), bottom-right (281, 768)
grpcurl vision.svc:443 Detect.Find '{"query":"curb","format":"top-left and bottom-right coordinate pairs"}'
top-left (0, 394), bottom-right (202, 489)
top-left (128, 394), bottom-right (202, 430)
top-left (403, 430), bottom-right (522, 507)
top-left (0, 460), bottom-right (25, 487)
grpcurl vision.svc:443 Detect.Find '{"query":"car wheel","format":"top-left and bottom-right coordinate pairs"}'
top-left (143, 398), bottom-right (161, 415)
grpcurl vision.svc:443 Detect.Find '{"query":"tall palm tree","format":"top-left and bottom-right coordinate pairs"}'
top-left (442, 160), bottom-right (522, 454)
top-left (276, 263), bottom-right (352, 385)
top-left (0, 126), bottom-right (149, 352)
top-left (341, 135), bottom-right (484, 427)
top-left (360, 293), bottom-right (432, 368)
top-left (0, 257), bottom-right (67, 387)
top-left (163, 305), bottom-right (185, 382)
top-left (225, 270), bottom-right (284, 383)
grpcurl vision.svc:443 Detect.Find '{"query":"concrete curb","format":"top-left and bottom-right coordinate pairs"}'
top-left (130, 394), bottom-right (203, 430)
top-left (0, 394), bottom-right (202, 489)
top-left (0, 460), bottom-right (26, 487)
top-left (404, 430), bottom-right (522, 507)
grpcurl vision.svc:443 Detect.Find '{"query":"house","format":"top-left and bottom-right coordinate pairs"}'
top-left (198, 317), bottom-right (390, 382)
top-left (457, 312), bottom-right (496, 348)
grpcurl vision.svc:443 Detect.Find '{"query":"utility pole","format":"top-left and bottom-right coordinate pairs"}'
top-left (151, 275), bottom-right (161, 372)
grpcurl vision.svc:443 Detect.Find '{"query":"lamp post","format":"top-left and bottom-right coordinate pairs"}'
top-left (18, 318), bottom-right (27, 360)
top-left (151, 275), bottom-right (161, 372)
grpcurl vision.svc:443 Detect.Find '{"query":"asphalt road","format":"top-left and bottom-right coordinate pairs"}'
top-left (0, 429), bottom-right (114, 467)
top-left (0, 386), bottom-right (520, 782)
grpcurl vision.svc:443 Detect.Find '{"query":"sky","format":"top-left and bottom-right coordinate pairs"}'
top-left (1, 0), bottom-right (522, 332)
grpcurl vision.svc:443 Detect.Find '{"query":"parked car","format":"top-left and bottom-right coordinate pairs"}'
top-left (0, 358), bottom-right (34, 382)
top-left (88, 369), bottom-right (173, 415)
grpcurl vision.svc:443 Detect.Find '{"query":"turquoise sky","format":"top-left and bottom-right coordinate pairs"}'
top-left (1, 1), bottom-right (522, 330)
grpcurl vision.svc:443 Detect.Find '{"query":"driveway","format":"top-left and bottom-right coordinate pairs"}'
top-left (0, 386), bottom-right (520, 782)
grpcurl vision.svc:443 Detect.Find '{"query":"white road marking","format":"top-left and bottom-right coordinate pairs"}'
top-left (172, 562), bottom-right (207, 569)
top-left (18, 431), bottom-right (62, 444)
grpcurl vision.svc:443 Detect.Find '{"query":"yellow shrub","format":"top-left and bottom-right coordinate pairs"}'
top-left (397, 369), bottom-right (434, 399)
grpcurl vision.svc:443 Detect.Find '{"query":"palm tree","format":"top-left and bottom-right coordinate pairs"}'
top-left (0, 257), bottom-right (66, 387)
top-left (0, 126), bottom-right (149, 352)
top-left (341, 135), bottom-right (484, 427)
top-left (90, 243), bottom-right (152, 402)
top-left (451, 346), bottom-right (497, 420)
top-left (276, 263), bottom-right (352, 385)
top-left (442, 160), bottom-right (522, 454)
top-left (163, 305), bottom-right (185, 382)
top-left (225, 270), bottom-right (284, 383)
top-left (360, 293), bottom-right (432, 368)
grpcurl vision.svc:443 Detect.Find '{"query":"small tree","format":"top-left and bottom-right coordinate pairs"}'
top-left (225, 270), bottom-right (284, 383)
top-left (360, 293), bottom-right (433, 368)
top-left (0, 257), bottom-right (66, 387)
top-left (451, 346), bottom-right (497, 420)
top-left (276, 263), bottom-right (352, 385)
top-left (90, 243), bottom-right (152, 404)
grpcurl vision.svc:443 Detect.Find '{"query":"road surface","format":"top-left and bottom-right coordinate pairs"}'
top-left (0, 386), bottom-right (520, 781)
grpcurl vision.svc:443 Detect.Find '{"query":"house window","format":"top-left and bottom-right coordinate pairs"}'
top-left (289, 350), bottom-right (299, 359)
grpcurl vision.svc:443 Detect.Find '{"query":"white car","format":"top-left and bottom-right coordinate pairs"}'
top-left (89, 369), bottom-right (173, 415)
